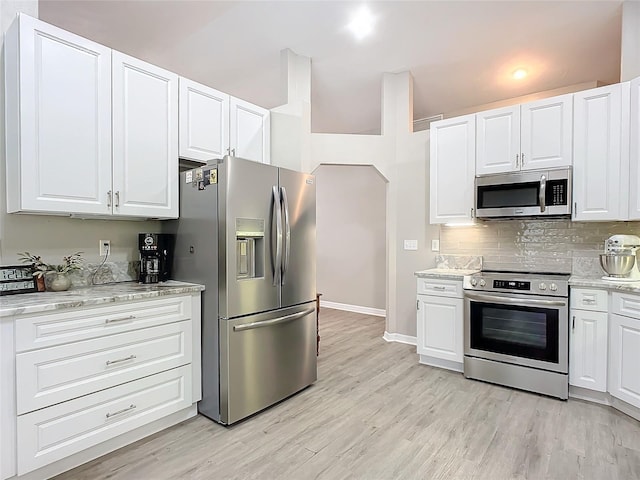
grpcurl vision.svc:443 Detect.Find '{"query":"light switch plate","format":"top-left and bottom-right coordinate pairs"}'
top-left (431, 239), bottom-right (440, 252)
top-left (404, 240), bottom-right (418, 251)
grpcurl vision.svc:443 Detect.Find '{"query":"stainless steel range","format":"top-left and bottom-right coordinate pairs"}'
top-left (463, 270), bottom-right (570, 399)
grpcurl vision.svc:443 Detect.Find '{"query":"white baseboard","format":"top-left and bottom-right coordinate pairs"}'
top-left (383, 331), bottom-right (417, 346)
top-left (419, 355), bottom-right (463, 373)
top-left (320, 300), bottom-right (386, 317)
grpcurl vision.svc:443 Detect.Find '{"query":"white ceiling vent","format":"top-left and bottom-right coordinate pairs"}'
top-left (413, 114), bottom-right (443, 132)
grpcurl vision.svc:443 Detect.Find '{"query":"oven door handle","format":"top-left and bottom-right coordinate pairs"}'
top-left (465, 292), bottom-right (566, 307)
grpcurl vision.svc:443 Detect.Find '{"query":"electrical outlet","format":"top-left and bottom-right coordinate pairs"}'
top-left (99, 240), bottom-right (110, 257)
top-left (431, 239), bottom-right (440, 252)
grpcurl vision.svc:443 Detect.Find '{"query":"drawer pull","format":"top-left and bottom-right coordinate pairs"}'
top-left (582, 299), bottom-right (596, 305)
top-left (105, 315), bottom-right (136, 324)
top-left (106, 404), bottom-right (136, 418)
top-left (106, 354), bottom-right (137, 366)
top-left (432, 286), bottom-right (447, 291)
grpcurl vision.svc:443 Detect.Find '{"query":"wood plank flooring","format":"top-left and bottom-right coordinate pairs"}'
top-left (55, 308), bottom-right (640, 480)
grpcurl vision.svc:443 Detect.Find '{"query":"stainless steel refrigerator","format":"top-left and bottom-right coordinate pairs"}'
top-left (166, 156), bottom-right (317, 425)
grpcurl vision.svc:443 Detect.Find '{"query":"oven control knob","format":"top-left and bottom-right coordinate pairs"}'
top-left (470, 278), bottom-right (477, 287)
top-left (479, 279), bottom-right (486, 287)
top-left (550, 283), bottom-right (558, 291)
top-left (538, 282), bottom-right (547, 291)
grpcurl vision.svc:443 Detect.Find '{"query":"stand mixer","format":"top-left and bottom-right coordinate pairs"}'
top-left (600, 234), bottom-right (640, 282)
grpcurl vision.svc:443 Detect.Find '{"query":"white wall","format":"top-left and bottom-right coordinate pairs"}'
top-left (314, 164), bottom-right (386, 310)
top-left (0, 5), bottom-right (160, 267)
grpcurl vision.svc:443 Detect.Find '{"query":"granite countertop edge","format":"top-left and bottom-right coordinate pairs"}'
top-left (569, 276), bottom-right (640, 293)
top-left (414, 268), bottom-right (481, 280)
top-left (0, 281), bottom-right (205, 318)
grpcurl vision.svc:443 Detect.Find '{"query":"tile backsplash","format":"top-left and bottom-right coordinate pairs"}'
top-left (440, 219), bottom-right (640, 277)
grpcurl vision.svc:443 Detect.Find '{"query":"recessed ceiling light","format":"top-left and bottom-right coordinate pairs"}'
top-left (348, 6), bottom-right (375, 40)
top-left (512, 68), bottom-right (528, 80)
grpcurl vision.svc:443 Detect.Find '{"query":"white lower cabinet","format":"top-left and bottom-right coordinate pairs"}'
top-left (17, 365), bottom-right (192, 475)
top-left (3, 293), bottom-right (201, 478)
top-left (569, 309), bottom-right (608, 391)
top-left (609, 313), bottom-right (640, 409)
top-left (416, 278), bottom-right (463, 370)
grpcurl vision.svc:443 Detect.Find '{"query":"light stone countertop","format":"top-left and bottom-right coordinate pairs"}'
top-left (569, 276), bottom-right (640, 294)
top-left (0, 280), bottom-right (205, 318)
top-left (415, 268), bottom-right (480, 280)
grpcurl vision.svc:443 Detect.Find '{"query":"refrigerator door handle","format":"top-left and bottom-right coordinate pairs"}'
top-left (272, 186), bottom-right (283, 286)
top-left (233, 308), bottom-right (315, 332)
top-left (280, 186), bottom-right (291, 285)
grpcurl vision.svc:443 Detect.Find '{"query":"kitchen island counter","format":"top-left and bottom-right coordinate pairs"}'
top-left (0, 281), bottom-right (205, 317)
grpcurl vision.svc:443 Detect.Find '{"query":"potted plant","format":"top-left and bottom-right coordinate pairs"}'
top-left (18, 252), bottom-right (84, 292)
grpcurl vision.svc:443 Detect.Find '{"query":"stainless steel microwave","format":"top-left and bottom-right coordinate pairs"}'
top-left (475, 167), bottom-right (572, 219)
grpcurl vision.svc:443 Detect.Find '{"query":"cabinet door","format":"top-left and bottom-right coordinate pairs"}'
top-left (629, 77), bottom-right (640, 220)
top-left (429, 114), bottom-right (475, 224)
top-left (609, 313), bottom-right (640, 409)
top-left (417, 294), bottom-right (463, 363)
top-left (112, 51), bottom-right (178, 219)
top-left (573, 84), bottom-right (625, 221)
top-left (521, 94), bottom-right (573, 171)
top-left (229, 97), bottom-right (270, 164)
top-left (569, 309), bottom-right (607, 392)
top-left (5, 14), bottom-right (112, 215)
top-left (178, 77), bottom-right (229, 162)
top-left (476, 105), bottom-right (520, 175)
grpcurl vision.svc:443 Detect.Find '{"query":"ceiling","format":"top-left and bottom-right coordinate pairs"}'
top-left (38, 0), bottom-right (623, 134)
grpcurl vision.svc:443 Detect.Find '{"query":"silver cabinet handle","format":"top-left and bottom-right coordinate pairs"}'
top-left (106, 354), bottom-right (136, 366)
top-left (107, 190), bottom-right (112, 207)
top-left (231, 148), bottom-right (236, 156)
top-left (272, 186), bottom-right (283, 286)
top-left (470, 207), bottom-right (474, 218)
top-left (115, 191), bottom-right (120, 207)
top-left (582, 298), bottom-right (596, 305)
top-left (516, 154), bottom-right (520, 168)
top-left (234, 308), bottom-right (315, 332)
top-left (572, 316), bottom-right (575, 330)
top-left (280, 186), bottom-right (291, 285)
top-left (521, 153), bottom-right (525, 166)
top-left (432, 286), bottom-right (447, 291)
top-left (106, 404), bottom-right (136, 418)
top-left (539, 174), bottom-right (547, 213)
top-left (105, 315), bottom-right (135, 324)
top-left (417, 299), bottom-right (419, 310)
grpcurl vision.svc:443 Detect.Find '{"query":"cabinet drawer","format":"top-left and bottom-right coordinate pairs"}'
top-left (15, 295), bottom-right (191, 352)
top-left (612, 292), bottom-right (640, 319)
top-left (570, 288), bottom-right (608, 312)
top-left (16, 321), bottom-right (192, 414)
top-left (17, 365), bottom-right (192, 475)
top-left (417, 278), bottom-right (462, 298)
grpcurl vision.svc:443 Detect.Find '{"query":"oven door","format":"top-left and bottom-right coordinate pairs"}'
top-left (464, 291), bottom-right (568, 373)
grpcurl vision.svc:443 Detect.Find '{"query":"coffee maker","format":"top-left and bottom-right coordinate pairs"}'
top-left (138, 233), bottom-right (174, 284)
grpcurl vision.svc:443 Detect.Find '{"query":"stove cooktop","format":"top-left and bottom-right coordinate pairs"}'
top-left (464, 270), bottom-right (570, 297)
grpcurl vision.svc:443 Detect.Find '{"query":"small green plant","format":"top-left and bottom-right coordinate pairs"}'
top-left (18, 252), bottom-right (84, 278)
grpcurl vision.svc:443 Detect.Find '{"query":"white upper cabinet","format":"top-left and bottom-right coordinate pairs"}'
top-left (429, 114), bottom-right (476, 224)
top-left (5, 14), bottom-right (179, 219)
top-left (112, 52), bottom-right (178, 219)
top-left (521, 95), bottom-right (573, 171)
top-left (230, 97), bottom-right (270, 164)
top-left (573, 83), bottom-right (627, 221)
top-left (178, 78), bottom-right (230, 162)
top-left (629, 77), bottom-right (640, 220)
top-left (5, 14), bottom-right (112, 215)
top-left (476, 94), bottom-right (573, 176)
top-left (476, 106), bottom-right (520, 175)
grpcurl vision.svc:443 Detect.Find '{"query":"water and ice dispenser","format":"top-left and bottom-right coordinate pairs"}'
top-left (235, 218), bottom-right (265, 279)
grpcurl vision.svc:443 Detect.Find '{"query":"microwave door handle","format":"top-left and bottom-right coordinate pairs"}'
top-left (539, 174), bottom-right (547, 213)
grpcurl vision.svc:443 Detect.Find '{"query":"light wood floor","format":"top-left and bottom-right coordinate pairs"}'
top-left (55, 308), bottom-right (640, 480)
